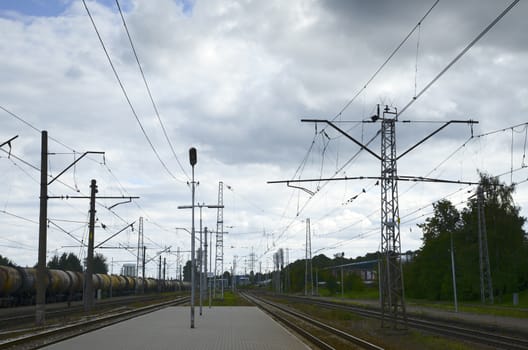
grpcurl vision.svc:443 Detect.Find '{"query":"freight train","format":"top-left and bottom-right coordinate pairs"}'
top-left (0, 265), bottom-right (187, 307)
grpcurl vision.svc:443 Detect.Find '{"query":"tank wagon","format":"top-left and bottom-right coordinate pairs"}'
top-left (0, 265), bottom-right (187, 307)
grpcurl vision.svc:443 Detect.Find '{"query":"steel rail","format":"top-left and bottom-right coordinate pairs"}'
top-left (242, 292), bottom-right (384, 350)
top-left (0, 294), bottom-right (181, 327)
top-left (0, 296), bottom-right (189, 349)
top-left (281, 295), bottom-right (528, 350)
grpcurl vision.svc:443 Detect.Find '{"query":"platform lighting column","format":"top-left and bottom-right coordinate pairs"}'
top-left (189, 147), bottom-right (197, 329)
top-left (209, 230), bottom-right (213, 308)
top-left (199, 204), bottom-right (203, 316)
top-left (204, 227), bottom-right (208, 311)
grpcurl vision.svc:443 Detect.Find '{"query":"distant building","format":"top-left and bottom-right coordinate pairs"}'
top-left (121, 263), bottom-right (136, 277)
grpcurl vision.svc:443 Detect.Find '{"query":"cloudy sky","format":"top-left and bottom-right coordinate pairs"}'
top-left (1, 0), bottom-right (527, 278)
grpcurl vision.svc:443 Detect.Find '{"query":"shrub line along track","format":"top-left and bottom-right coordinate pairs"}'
top-left (242, 292), bottom-right (384, 350)
top-left (277, 295), bottom-right (528, 350)
top-left (0, 295), bottom-right (189, 349)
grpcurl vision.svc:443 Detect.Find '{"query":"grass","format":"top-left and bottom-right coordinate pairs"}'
top-left (277, 294), bottom-right (476, 350)
top-left (316, 286), bottom-right (528, 319)
top-left (209, 291), bottom-right (253, 306)
top-left (317, 286), bottom-right (379, 300)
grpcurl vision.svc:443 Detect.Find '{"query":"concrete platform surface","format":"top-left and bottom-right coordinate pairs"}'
top-left (43, 306), bottom-right (311, 350)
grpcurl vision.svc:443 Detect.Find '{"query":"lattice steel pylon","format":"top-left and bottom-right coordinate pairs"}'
top-left (305, 218), bottom-right (313, 296)
top-left (214, 181), bottom-right (224, 299)
top-left (379, 107), bottom-right (407, 328)
top-left (272, 108), bottom-right (478, 328)
top-left (477, 187), bottom-right (493, 304)
top-left (136, 216), bottom-right (144, 294)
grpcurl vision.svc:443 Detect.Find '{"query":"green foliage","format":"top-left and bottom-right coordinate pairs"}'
top-left (0, 254), bottom-right (16, 266)
top-left (280, 253), bottom-right (369, 295)
top-left (183, 260), bottom-right (201, 282)
top-left (405, 173), bottom-right (528, 302)
top-left (47, 252), bottom-right (82, 271)
top-left (92, 253), bottom-right (108, 274)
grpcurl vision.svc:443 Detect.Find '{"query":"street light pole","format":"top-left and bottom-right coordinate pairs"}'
top-left (189, 147), bottom-right (197, 329)
top-left (199, 204), bottom-right (203, 316)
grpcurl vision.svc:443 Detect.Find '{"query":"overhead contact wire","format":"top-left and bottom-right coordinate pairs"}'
top-left (115, 0), bottom-right (189, 181)
top-left (398, 0), bottom-right (520, 117)
top-left (82, 0), bottom-right (185, 183)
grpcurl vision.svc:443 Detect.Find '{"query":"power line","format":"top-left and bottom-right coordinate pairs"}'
top-left (398, 0), bottom-right (520, 117)
top-left (115, 0), bottom-right (189, 181)
top-left (0, 105), bottom-right (77, 152)
top-left (0, 209), bottom-right (38, 224)
top-left (330, 0), bottom-right (440, 122)
top-left (82, 0), bottom-right (185, 184)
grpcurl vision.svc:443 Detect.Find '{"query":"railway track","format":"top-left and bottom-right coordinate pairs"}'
top-left (0, 295), bottom-right (189, 350)
top-left (274, 294), bottom-right (528, 350)
top-left (0, 294), bottom-right (184, 330)
top-left (0, 293), bottom-right (182, 329)
top-left (242, 292), bottom-right (384, 350)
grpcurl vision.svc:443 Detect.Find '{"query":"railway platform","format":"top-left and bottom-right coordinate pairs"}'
top-left (42, 306), bottom-right (310, 350)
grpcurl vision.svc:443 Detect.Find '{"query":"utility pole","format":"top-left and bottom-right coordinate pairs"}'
top-left (163, 257), bottom-right (166, 284)
top-left (177, 247), bottom-right (181, 281)
top-left (204, 227), bottom-right (208, 311)
top-left (36, 131), bottom-right (48, 326)
top-left (214, 181), bottom-right (224, 299)
top-left (305, 219), bottom-right (312, 296)
top-left (84, 179), bottom-right (97, 312)
top-left (199, 205), bottom-right (203, 316)
top-left (315, 268), bottom-right (319, 296)
top-left (269, 107), bottom-right (478, 327)
top-left (232, 256), bottom-right (237, 292)
top-left (136, 217), bottom-right (144, 294)
top-left (158, 255), bottom-right (162, 292)
top-left (178, 203), bottom-right (223, 315)
top-left (190, 147), bottom-right (197, 328)
top-left (378, 106), bottom-right (406, 327)
top-left (142, 246), bottom-right (146, 293)
top-left (341, 266), bottom-right (344, 298)
top-left (36, 133), bottom-right (113, 324)
top-left (477, 187), bottom-right (493, 304)
top-left (209, 229), bottom-right (212, 308)
top-left (450, 231), bottom-right (458, 312)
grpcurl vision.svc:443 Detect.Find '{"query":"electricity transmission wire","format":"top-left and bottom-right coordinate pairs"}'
top-left (115, 0), bottom-right (189, 181)
top-left (278, 0), bottom-right (441, 239)
top-left (82, 0), bottom-right (186, 184)
top-left (398, 0), bottom-right (520, 117)
top-left (330, 0), bottom-right (440, 123)
top-left (275, 119), bottom-right (528, 259)
top-left (276, 0), bottom-right (523, 256)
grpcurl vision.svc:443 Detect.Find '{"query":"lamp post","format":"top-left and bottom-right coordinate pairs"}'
top-left (178, 205), bottom-right (223, 317)
top-left (189, 147), bottom-right (197, 329)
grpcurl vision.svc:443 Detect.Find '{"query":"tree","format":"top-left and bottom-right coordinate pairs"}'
top-left (47, 253), bottom-right (82, 271)
top-left (62, 253), bottom-right (83, 272)
top-left (47, 254), bottom-right (61, 269)
top-left (183, 260), bottom-right (191, 282)
top-left (0, 254), bottom-right (16, 266)
top-left (92, 253), bottom-right (108, 274)
top-left (405, 173), bottom-right (528, 301)
top-left (460, 173), bottom-right (527, 299)
top-left (182, 260), bottom-right (199, 282)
